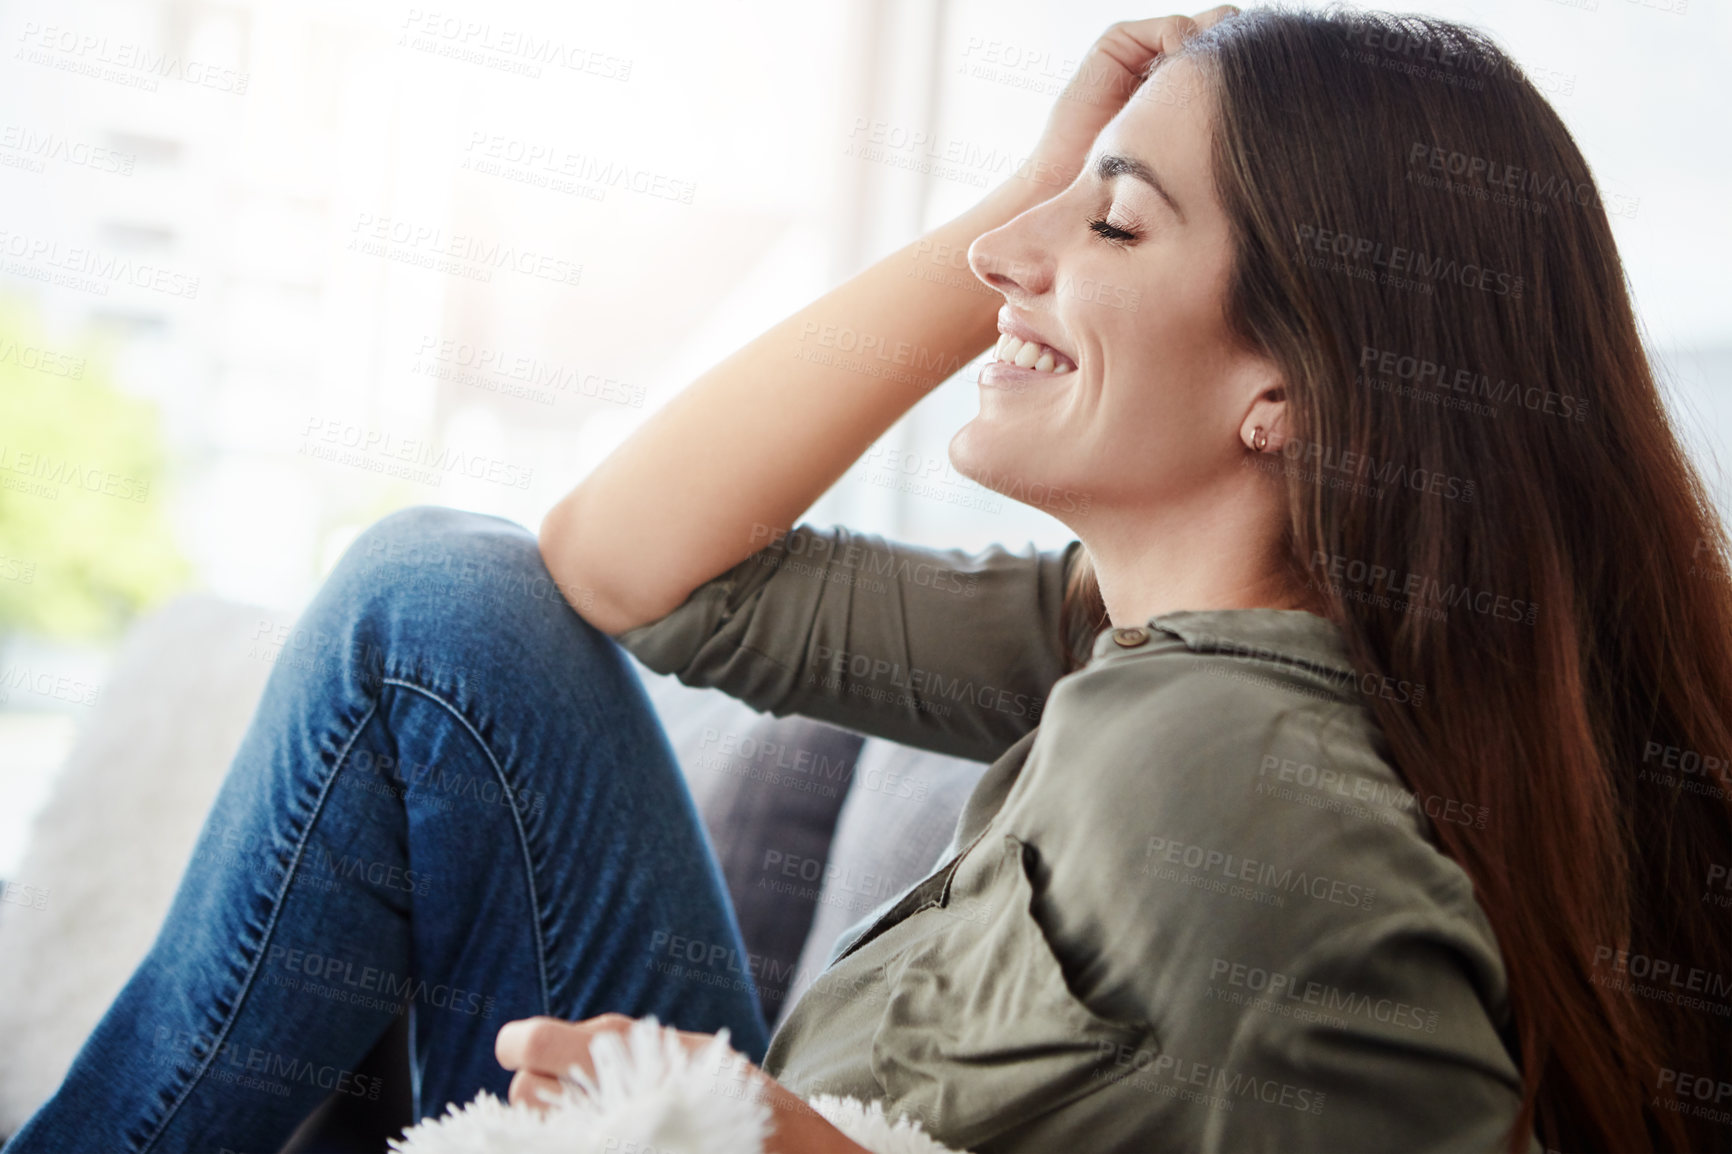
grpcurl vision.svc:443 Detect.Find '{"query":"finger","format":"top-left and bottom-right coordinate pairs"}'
top-left (1192, 5), bottom-right (1240, 31)
top-left (585, 1011), bottom-right (635, 1031)
top-left (508, 1069), bottom-right (566, 1112)
top-left (494, 1016), bottom-right (543, 1070)
top-left (495, 1015), bottom-right (590, 1075)
top-left (1096, 16), bottom-right (1200, 75)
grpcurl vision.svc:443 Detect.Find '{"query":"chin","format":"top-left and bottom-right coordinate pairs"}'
top-left (947, 421), bottom-right (1092, 525)
top-left (946, 418), bottom-right (1003, 492)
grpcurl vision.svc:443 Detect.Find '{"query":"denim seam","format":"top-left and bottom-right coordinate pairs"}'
top-left (378, 675), bottom-right (553, 1015)
top-left (137, 698), bottom-right (382, 1154)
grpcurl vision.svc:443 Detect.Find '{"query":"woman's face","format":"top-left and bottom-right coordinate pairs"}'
top-left (954, 56), bottom-right (1282, 527)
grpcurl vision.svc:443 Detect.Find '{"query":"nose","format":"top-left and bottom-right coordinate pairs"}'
top-left (967, 204), bottom-right (1054, 300)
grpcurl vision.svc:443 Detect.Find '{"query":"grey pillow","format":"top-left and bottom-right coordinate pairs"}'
top-left (689, 713), bottom-right (864, 1025)
top-left (777, 739), bottom-right (988, 1031)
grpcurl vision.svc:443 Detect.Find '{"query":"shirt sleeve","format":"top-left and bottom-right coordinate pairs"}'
top-left (610, 522), bottom-right (1082, 765)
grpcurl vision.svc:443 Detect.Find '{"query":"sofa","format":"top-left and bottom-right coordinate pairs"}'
top-left (0, 592), bottom-right (990, 1149)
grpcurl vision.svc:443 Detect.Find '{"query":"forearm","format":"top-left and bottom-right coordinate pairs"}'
top-left (539, 176), bottom-right (1048, 634)
top-left (753, 1074), bottom-right (873, 1154)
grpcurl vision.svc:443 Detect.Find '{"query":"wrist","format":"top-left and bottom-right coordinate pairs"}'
top-left (749, 1068), bottom-right (871, 1154)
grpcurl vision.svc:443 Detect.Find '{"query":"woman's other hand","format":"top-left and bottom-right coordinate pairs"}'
top-left (495, 1013), bottom-right (873, 1154)
top-left (1021, 8), bottom-right (1239, 197)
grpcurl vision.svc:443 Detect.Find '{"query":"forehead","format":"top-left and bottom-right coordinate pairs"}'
top-left (1093, 55), bottom-right (1215, 192)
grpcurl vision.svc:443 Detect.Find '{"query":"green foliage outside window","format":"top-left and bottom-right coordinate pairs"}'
top-left (0, 303), bottom-right (188, 639)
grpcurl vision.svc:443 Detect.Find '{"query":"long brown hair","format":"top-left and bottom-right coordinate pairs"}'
top-left (1060, 7), bottom-right (1732, 1151)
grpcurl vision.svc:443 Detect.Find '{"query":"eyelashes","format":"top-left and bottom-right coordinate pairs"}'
top-left (1087, 216), bottom-right (1140, 246)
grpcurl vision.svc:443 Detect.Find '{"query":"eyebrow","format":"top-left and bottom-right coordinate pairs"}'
top-left (1094, 152), bottom-right (1185, 223)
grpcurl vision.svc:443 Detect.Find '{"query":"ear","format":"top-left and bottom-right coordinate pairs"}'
top-left (1237, 365), bottom-right (1292, 453)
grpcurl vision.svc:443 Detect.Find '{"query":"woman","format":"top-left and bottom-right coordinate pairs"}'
top-left (9, 5), bottom-right (1731, 1152)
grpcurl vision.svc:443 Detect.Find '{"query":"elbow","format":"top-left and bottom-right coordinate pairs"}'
top-left (537, 493), bottom-right (642, 636)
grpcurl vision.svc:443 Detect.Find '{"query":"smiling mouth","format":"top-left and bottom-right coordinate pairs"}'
top-left (991, 333), bottom-right (1076, 375)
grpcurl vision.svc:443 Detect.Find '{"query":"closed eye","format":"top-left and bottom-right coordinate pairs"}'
top-left (1088, 217), bottom-right (1139, 246)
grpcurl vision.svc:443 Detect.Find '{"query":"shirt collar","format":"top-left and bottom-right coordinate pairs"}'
top-left (1089, 607), bottom-right (1360, 684)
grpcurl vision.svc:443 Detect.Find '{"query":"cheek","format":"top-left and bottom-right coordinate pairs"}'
top-left (1096, 312), bottom-right (1215, 425)
top-left (1092, 260), bottom-right (1235, 421)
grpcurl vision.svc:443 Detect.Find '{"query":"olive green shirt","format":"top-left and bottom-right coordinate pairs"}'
top-left (615, 523), bottom-right (1541, 1154)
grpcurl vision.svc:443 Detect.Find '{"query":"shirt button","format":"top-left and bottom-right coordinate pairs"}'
top-left (1111, 626), bottom-right (1149, 647)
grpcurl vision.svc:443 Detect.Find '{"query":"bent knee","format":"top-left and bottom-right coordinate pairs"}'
top-left (354, 504), bottom-right (512, 559)
top-left (338, 505), bottom-right (604, 623)
top-left (330, 506), bottom-right (545, 600)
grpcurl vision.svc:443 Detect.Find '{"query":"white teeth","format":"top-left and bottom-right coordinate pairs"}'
top-left (994, 334), bottom-right (1073, 374)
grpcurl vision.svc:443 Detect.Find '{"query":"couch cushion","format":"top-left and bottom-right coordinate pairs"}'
top-left (0, 594), bottom-right (278, 1134)
top-left (778, 738), bottom-right (988, 1030)
top-left (688, 713), bottom-right (863, 1024)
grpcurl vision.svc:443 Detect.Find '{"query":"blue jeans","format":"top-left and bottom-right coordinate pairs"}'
top-left (5, 507), bottom-right (771, 1153)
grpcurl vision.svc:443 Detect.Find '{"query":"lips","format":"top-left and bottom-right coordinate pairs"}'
top-left (991, 309), bottom-right (1077, 375)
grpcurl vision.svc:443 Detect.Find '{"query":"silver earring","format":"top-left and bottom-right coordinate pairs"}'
top-left (1251, 426), bottom-right (1268, 452)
